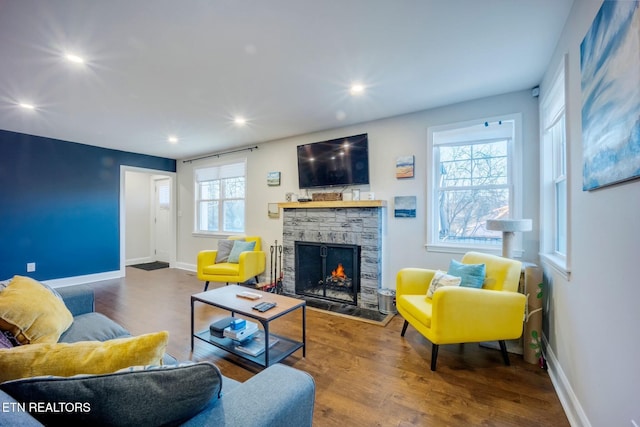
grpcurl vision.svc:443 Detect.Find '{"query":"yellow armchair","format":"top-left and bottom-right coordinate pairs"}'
top-left (197, 236), bottom-right (266, 291)
top-left (397, 251), bottom-right (526, 371)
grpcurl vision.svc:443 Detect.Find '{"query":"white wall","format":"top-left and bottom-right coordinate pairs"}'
top-left (176, 89), bottom-right (540, 288)
top-left (539, 1), bottom-right (640, 426)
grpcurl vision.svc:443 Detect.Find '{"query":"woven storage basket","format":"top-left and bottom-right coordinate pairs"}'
top-left (312, 192), bottom-right (343, 201)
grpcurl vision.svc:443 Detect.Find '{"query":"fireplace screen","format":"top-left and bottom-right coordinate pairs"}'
top-left (294, 241), bottom-right (360, 305)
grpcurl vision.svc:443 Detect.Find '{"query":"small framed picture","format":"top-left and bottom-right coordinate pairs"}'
top-left (267, 172), bottom-right (281, 186)
top-left (394, 196), bottom-right (417, 218)
top-left (396, 156), bottom-right (415, 179)
top-left (268, 203), bottom-right (280, 218)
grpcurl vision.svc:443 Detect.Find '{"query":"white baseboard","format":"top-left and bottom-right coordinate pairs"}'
top-left (174, 262), bottom-right (196, 272)
top-left (43, 270), bottom-right (123, 288)
top-left (126, 256), bottom-right (154, 266)
top-left (543, 334), bottom-right (591, 427)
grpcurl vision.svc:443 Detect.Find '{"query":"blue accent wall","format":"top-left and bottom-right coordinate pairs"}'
top-left (0, 129), bottom-right (176, 280)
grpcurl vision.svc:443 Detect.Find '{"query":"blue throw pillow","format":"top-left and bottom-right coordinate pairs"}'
top-left (228, 240), bottom-right (256, 263)
top-left (447, 259), bottom-right (486, 288)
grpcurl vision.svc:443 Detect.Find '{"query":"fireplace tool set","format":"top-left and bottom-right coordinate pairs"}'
top-left (259, 240), bottom-right (283, 294)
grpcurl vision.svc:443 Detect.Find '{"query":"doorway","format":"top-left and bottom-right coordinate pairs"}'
top-left (120, 167), bottom-right (176, 276)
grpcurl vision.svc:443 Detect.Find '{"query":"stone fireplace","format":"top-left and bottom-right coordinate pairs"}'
top-left (280, 200), bottom-right (385, 310)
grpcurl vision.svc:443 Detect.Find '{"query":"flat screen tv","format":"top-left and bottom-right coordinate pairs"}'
top-left (297, 133), bottom-right (369, 189)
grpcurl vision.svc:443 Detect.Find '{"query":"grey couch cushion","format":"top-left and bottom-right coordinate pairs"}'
top-left (56, 285), bottom-right (95, 316)
top-left (0, 389), bottom-right (42, 426)
top-left (58, 312), bottom-right (130, 343)
top-left (0, 362), bottom-right (223, 427)
top-left (183, 364), bottom-right (315, 427)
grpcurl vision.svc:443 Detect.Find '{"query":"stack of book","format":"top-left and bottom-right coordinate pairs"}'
top-left (235, 331), bottom-right (279, 357)
top-left (223, 320), bottom-right (258, 342)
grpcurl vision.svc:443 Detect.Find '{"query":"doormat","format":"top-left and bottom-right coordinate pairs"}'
top-left (130, 261), bottom-right (169, 271)
top-left (301, 296), bottom-right (395, 327)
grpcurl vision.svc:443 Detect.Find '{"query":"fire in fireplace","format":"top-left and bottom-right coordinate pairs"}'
top-left (294, 242), bottom-right (360, 305)
top-left (326, 263), bottom-right (353, 288)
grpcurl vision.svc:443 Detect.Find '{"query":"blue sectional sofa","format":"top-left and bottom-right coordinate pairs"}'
top-left (0, 284), bottom-right (315, 426)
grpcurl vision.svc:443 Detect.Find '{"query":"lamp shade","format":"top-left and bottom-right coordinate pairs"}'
top-left (486, 219), bottom-right (532, 232)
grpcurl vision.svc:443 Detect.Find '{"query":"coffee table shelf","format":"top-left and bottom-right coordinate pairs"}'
top-left (191, 285), bottom-right (306, 367)
top-left (194, 330), bottom-right (304, 366)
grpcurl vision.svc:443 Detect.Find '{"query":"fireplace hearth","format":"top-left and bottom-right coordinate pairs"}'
top-left (295, 241), bottom-right (360, 305)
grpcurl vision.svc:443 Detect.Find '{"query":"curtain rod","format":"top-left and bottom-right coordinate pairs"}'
top-left (182, 146), bottom-right (259, 164)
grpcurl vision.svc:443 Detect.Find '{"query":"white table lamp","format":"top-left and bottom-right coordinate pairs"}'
top-left (486, 219), bottom-right (532, 259)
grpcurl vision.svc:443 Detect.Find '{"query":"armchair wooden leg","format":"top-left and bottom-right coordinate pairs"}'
top-left (401, 320), bottom-right (409, 336)
top-left (498, 340), bottom-right (510, 366)
top-left (431, 344), bottom-right (439, 371)
top-left (203, 281), bottom-right (210, 292)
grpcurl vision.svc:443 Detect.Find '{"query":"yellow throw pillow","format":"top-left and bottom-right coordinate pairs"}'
top-left (0, 275), bottom-right (74, 344)
top-left (0, 331), bottom-right (169, 383)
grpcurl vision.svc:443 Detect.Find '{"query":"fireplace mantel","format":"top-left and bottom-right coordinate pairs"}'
top-left (278, 200), bottom-right (386, 209)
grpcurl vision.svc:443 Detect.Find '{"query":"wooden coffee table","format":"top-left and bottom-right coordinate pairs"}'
top-left (191, 285), bottom-right (306, 367)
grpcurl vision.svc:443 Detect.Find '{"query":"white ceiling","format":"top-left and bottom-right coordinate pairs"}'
top-left (0, 0), bottom-right (574, 160)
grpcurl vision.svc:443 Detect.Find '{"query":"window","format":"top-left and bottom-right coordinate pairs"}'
top-left (428, 114), bottom-right (523, 253)
top-left (540, 56), bottom-right (569, 276)
top-left (194, 160), bottom-right (246, 234)
top-left (157, 180), bottom-right (170, 210)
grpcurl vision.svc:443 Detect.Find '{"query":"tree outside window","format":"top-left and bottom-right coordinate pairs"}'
top-left (437, 139), bottom-right (509, 245)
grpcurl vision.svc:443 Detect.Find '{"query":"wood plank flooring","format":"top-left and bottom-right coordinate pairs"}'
top-left (92, 267), bottom-right (569, 427)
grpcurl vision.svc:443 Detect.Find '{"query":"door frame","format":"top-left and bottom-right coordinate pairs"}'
top-left (119, 166), bottom-right (177, 277)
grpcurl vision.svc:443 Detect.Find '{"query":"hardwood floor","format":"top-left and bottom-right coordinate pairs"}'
top-left (93, 267), bottom-right (569, 427)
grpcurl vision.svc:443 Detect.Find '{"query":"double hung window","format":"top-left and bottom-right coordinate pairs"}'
top-left (194, 160), bottom-right (246, 234)
top-left (540, 57), bottom-right (569, 275)
top-left (428, 114), bottom-right (522, 253)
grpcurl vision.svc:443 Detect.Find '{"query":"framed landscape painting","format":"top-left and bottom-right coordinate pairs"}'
top-left (395, 155), bottom-right (415, 179)
top-left (394, 196), bottom-right (416, 218)
top-left (581, 1), bottom-right (640, 190)
top-left (267, 171), bottom-right (281, 186)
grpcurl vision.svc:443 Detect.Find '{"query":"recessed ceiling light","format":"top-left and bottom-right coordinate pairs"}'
top-left (350, 84), bottom-right (365, 95)
top-left (65, 53), bottom-right (85, 64)
top-left (168, 136), bottom-right (179, 144)
top-left (19, 103), bottom-right (35, 110)
top-left (234, 117), bottom-right (247, 125)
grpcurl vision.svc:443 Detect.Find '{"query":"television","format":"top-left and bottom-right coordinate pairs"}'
top-left (297, 133), bottom-right (370, 189)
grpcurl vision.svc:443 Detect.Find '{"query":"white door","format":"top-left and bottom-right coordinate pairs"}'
top-left (154, 179), bottom-right (171, 263)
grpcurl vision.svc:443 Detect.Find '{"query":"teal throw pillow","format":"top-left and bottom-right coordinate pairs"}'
top-left (447, 259), bottom-right (486, 289)
top-left (228, 240), bottom-right (256, 263)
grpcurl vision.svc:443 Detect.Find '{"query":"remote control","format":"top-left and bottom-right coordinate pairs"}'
top-left (252, 302), bottom-right (277, 312)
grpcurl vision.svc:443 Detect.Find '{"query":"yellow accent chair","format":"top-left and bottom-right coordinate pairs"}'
top-left (197, 236), bottom-right (266, 292)
top-left (396, 251), bottom-right (526, 371)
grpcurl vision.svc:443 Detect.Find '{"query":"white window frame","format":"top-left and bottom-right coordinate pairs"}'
top-left (426, 113), bottom-right (524, 256)
top-left (193, 159), bottom-right (247, 237)
top-left (540, 55), bottom-right (570, 278)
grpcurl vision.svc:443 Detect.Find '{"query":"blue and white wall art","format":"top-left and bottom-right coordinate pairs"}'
top-left (581, 1), bottom-right (640, 190)
top-left (394, 196), bottom-right (416, 218)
